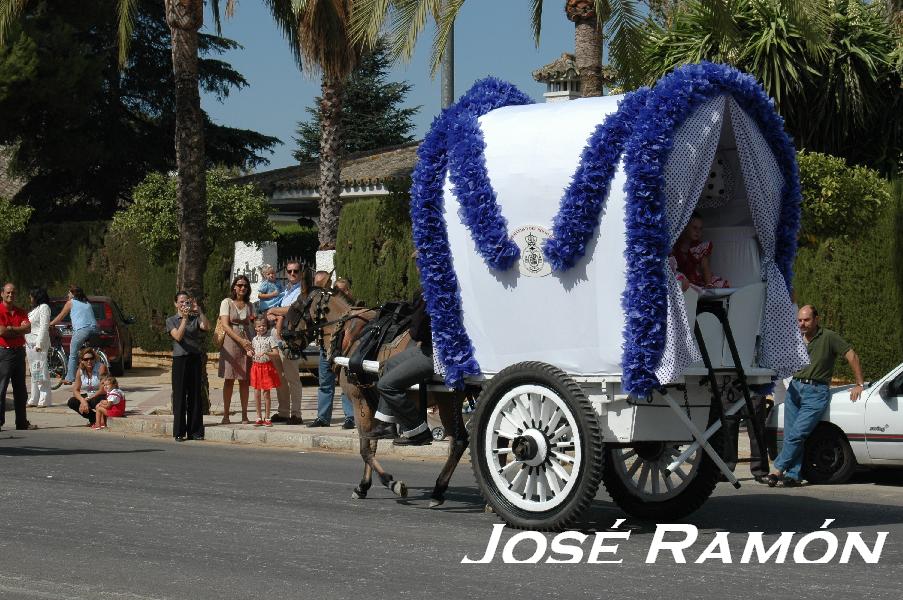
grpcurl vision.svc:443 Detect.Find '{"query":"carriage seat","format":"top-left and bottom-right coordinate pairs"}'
top-left (683, 226), bottom-right (766, 369)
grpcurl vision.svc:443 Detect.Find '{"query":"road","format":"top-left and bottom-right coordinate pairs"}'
top-left (2, 426), bottom-right (902, 599)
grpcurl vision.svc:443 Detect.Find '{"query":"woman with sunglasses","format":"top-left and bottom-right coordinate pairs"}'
top-left (218, 275), bottom-right (254, 424)
top-left (65, 349), bottom-right (109, 426)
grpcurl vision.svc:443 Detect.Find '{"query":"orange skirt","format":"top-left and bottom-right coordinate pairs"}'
top-left (250, 361), bottom-right (280, 391)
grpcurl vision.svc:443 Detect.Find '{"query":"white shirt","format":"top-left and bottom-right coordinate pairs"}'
top-left (280, 282), bottom-right (302, 308)
top-left (25, 304), bottom-right (51, 351)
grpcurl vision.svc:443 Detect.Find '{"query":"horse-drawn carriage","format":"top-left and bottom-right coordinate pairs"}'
top-left (295, 63), bottom-right (809, 531)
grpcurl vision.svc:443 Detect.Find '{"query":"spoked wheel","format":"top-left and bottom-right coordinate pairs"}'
top-left (48, 347), bottom-right (67, 391)
top-left (471, 362), bottom-right (604, 531)
top-left (602, 437), bottom-right (720, 520)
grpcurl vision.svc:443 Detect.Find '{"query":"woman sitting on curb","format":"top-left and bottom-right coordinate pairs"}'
top-left (65, 349), bottom-right (109, 427)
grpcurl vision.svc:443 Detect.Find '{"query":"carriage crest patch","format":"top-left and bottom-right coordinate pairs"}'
top-left (511, 225), bottom-right (552, 277)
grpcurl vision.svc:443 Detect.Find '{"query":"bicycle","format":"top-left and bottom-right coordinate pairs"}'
top-left (48, 329), bottom-right (110, 391)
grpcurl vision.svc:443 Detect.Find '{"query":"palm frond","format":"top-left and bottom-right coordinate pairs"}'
top-left (263, 0), bottom-right (304, 70)
top-left (116, 0), bottom-right (140, 67)
top-left (0, 0), bottom-right (30, 46)
top-left (429, 0), bottom-right (464, 74)
top-left (531, 0), bottom-right (543, 46)
top-left (349, 0), bottom-right (392, 48)
top-left (605, 0), bottom-right (646, 87)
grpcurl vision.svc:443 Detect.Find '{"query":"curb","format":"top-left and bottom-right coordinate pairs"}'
top-left (108, 415), bottom-right (464, 460)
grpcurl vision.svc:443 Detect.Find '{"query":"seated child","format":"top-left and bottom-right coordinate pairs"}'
top-left (670, 211), bottom-right (730, 290)
top-left (257, 264), bottom-right (284, 313)
top-left (93, 376), bottom-right (126, 430)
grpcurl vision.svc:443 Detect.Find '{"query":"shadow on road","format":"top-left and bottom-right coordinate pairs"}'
top-left (0, 446), bottom-right (164, 457)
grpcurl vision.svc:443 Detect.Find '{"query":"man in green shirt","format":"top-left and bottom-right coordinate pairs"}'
top-left (768, 305), bottom-right (864, 487)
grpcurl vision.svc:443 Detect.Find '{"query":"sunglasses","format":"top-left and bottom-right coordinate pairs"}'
top-left (235, 283), bottom-right (249, 288)
top-left (82, 356), bottom-right (95, 362)
top-left (286, 269), bottom-right (300, 274)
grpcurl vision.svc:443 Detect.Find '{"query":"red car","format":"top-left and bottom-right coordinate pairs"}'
top-left (49, 296), bottom-right (136, 376)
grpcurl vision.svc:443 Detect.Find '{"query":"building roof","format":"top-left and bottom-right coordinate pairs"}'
top-left (233, 141), bottom-right (420, 195)
top-left (532, 52), bottom-right (620, 86)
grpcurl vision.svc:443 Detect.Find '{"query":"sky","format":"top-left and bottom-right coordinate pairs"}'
top-left (201, 2), bottom-right (578, 171)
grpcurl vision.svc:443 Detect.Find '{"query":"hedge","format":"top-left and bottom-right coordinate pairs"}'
top-left (0, 221), bottom-right (232, 352)
top-left (335, 192), bottom-right (419, 306)
top-left (793, 178), bottom-right (903, 381)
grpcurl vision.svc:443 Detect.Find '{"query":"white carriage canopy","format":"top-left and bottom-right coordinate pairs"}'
top-left (410, 63), bottom-right (808, 394)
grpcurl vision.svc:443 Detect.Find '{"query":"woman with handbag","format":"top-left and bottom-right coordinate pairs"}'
top-left (218, 275), bottom-right (254, 424)
top-left (25, 287), bottom-right (53, 407)
top-left (167, 291), bottom-right (209, 441)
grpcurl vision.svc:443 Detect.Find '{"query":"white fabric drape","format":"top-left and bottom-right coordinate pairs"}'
top-left (655, 96), bottom-right (726, 385)
top-left (728, 98), bottom-right (808, 377)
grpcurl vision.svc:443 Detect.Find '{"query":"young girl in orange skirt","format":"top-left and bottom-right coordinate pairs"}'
top-left (248, 316), bottom-right (281, 427)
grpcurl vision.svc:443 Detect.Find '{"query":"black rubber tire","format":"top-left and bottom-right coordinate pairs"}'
top-left (470, 361), bottom-right (604, 531)
top-left (110, 356), bottom-right (125, 377)
top-left (802, 424), bottom-right (856, 484)
top-left (601, 401), bottom-right (722, 520)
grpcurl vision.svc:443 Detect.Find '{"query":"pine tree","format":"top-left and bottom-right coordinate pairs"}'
top-left (293, 40), bottom-right (419, 163)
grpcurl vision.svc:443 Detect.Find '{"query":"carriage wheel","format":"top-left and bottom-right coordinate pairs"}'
top-left (471, 362), bottom-right (604, 531)
top-left (601, 434), bottom-right (720, 520)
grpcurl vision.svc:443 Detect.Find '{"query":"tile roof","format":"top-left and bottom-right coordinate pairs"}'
top-left (233, 142), bottom-right (420, 194)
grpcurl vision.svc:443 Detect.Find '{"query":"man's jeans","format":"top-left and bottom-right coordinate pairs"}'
top-left (773, 379), bottom-right (831, 481)
top-left (66, 326), bottom-right (98, 382)
top-left (316, 350), bottom-right (352, 422)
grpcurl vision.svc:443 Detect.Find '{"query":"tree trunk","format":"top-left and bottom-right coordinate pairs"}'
top-left (166, 0), bottom-right (207, 302)
top-left (317, 75), bottom-right (344, 250)
top-left (566, 0), bottom-right (603, 98)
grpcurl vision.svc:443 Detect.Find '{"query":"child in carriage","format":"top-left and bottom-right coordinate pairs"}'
top-left (92, 376), bottom-right (125, 430)
top-left (248, 316), bottom-right (281, 427)
top-left (670, 211), bottom-right (730, 290)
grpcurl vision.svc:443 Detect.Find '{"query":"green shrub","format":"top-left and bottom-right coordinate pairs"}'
top-left (797, 151), bottom-right (891, 243)
top-left (335, 192), bottom-right (418, 306)
top-left (0, 197), bottom-right (32, 247)
top-left (274, 224), bottom-right (319, 265)
top-left (793, 178), bottom-right (903, 381)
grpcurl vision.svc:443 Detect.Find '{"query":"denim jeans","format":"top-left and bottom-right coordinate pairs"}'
top-left (773, 379), bottom-right (831, 481)
top-left (66, 326), bottom-right (98, 382)
top-left (316, 350), bottom-right (352, 422)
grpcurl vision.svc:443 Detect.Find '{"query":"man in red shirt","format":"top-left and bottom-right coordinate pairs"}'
top-left (0, 282), bottom-right (35, 431)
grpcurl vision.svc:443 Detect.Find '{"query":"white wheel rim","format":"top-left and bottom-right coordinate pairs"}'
top-left (484, 384), bottom-right (582, 512)
top-left (610, 443), bottom-right (701, 501)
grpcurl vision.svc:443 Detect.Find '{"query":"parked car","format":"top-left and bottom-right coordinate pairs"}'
top-left (767, 362), bottom-right (903, 484)
top-left (49, 296), bottom-right (136, 376)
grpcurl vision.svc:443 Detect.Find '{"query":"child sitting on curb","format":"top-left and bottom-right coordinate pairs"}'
top-left (93, 376), bottom-right (126, 430)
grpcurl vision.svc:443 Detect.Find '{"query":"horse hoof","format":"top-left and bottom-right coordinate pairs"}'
top-left (391, 480), bottom-right (408, 497)
top-left (429, 498), bottom-right (444, 509)
top-left (483, 504), bottom-right (494, 514)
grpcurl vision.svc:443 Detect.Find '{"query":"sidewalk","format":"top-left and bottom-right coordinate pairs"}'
top-left (9, 361), bottom-right (753, 463)
top-left (13, 363), bottom-right (452, 459)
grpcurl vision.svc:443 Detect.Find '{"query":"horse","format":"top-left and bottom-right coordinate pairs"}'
top-left (284, 286), bottom-right (472, 507)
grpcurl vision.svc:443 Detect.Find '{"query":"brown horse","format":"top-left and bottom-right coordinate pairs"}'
top-left (287, 287), bottom-right (471, 507)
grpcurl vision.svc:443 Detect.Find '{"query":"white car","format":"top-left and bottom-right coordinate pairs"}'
top-left (767, 361), bottom-right (903, 484)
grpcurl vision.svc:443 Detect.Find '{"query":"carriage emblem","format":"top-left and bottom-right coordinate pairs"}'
top-left (511, 225), bottom-right (552, 278)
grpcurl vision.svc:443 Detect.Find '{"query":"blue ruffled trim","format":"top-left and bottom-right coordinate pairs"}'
top-left (410, 63), bottom-right (800, 392)
top-left (543, 88), bottom-right (651, 270)
top-left (620, 62), bottom-right (801, 395)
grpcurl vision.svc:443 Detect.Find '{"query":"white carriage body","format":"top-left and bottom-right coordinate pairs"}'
top-left (439, 93), bottom-right (807, 443)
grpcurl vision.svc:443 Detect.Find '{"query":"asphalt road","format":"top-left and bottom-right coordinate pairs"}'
top-left (2, 426), bottom-right (902, 600)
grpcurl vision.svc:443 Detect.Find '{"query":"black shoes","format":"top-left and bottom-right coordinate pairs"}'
top-left (270, 414), bottom-right (288, 423)
top-left (286, 416), bottom-right (304, 425)
top-left (779, 477), bottom-right (804, 488)
top-left (753, 475), bottom-right (771, 485)
top-left (174, 436), bottom-right (185, 442)
top-left (363, 421), bottom-right (396, 440)
top-left (341, 417), bottom-right (355, 430)
top-left (307, 418), bottom-right (330, 428)
top-left (16, 421), bottom-right (37, 431)
top-left (392, 430), bottom-right (433, 446)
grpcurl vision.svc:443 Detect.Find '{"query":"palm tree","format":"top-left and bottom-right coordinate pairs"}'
top-left (351, 0), bottom-right (644, 98)
top-left (1, 0), bottom-right (225, 303)
top-left (260, 1), bottom-right (358, 250)
top-left (643, 0), bottom-right (899, 172)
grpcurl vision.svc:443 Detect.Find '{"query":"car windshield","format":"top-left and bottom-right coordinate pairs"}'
top-left (49, 301), bottom-right (106, 322)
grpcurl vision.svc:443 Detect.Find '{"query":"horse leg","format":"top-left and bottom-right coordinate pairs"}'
top-left (343, 373), bottom-right (407, 498)
top-left (429, 392), bottom-right (470, 508)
